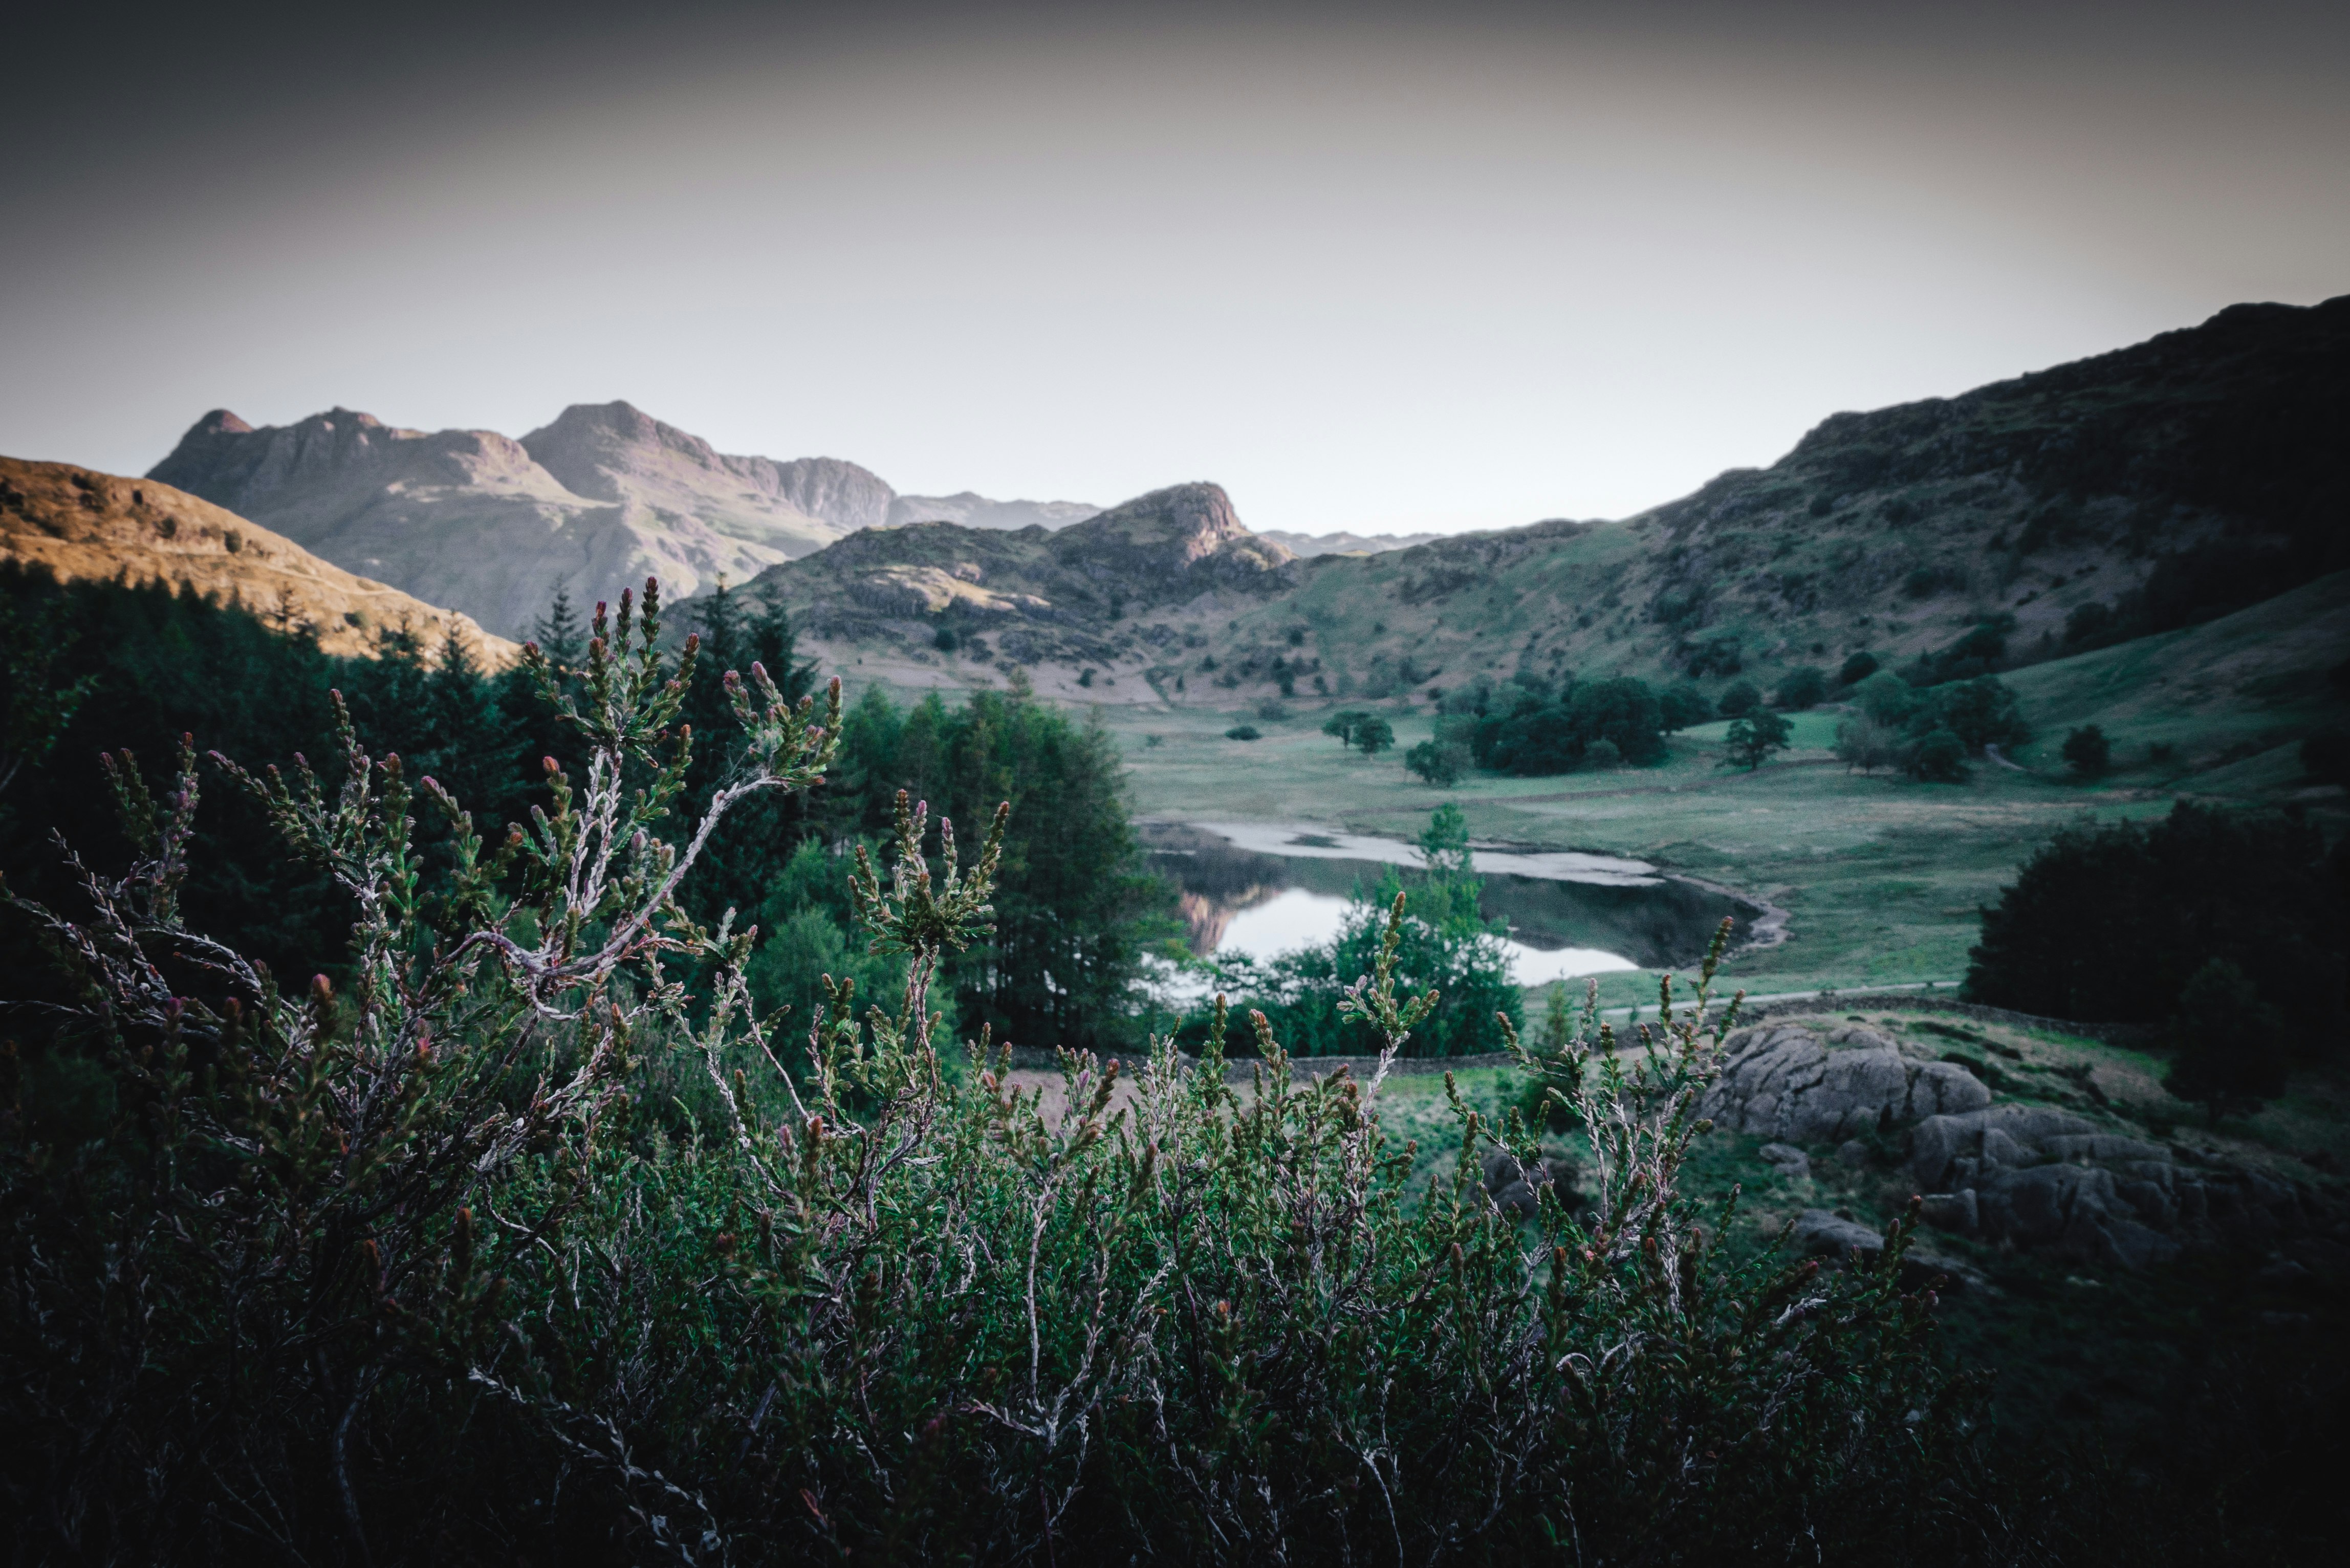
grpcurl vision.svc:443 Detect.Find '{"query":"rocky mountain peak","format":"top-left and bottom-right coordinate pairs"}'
top-left (1059, 483), bottom-right (1290, 570)
top-left (520, 401), bottom-right (726, 501)
top-left (519, 402), bottom-right (894, 535)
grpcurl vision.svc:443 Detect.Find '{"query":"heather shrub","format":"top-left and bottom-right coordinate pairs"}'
top-left (4, 582), bottom-right (1996, 1563)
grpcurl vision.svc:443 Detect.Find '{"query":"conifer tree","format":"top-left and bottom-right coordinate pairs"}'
top-left (531, 575), bottom-right (585, 668)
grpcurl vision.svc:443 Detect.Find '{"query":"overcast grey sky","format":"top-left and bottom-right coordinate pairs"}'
top-left (4, 1), bottom-right (2344, 534)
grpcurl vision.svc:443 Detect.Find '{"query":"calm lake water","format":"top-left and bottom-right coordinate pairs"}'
top-left (1140, 821), bottom-right (1751, 986)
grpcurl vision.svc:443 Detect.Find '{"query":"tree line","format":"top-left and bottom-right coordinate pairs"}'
top-left (0, 565), bottom-right (1171, 1057)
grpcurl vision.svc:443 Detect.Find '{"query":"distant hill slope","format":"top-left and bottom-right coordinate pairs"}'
top-left (745, 482), bottom-right (1295, 693)
top-left (885, 492), bottom-right (1102, 531)
top-left (1999, 569), bottom-right (2350, 790)
top-left (1187, 294), bottom-right (2350, 706)
top-left (0, 457), bottom-right (517, 664)
top-left (1258, 528), bottom-right (1447, 557)
top-left (873, 496), bottom-right (1442, 559)
top-left (147, 403), bottom-right (883, 636)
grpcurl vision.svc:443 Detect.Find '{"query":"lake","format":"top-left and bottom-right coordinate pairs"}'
top-left (1140, 820), bottom-right (1755, 986)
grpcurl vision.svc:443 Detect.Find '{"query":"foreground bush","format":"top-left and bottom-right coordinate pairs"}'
top-left (7, 585), bottom-right (2003, 1563)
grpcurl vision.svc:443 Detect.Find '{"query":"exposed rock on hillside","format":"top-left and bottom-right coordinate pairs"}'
top-left (1055, 484), bottom-right (1293, 586)
top-left (148, 403), bottom-right (871, 635)
top-left (0, 457), bottom-right (516, 664)
top-left (872, 496), bottom-right (1443, 560)
top-left (1904, 1103), bottom-right (2339, 1271)
top-left (1713, 1018), bottom-right (2343, 1275)
top-left (1700, 1022), bottom-right (1991, 1141)
top-left (747, 482), bottom-right (1297, 680)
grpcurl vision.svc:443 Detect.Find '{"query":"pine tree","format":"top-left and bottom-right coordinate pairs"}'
top-left (531, 575), bottom-right (585, 668)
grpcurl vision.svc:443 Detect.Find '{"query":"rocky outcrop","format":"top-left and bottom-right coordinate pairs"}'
top-left (1792, 1209), bottom-right (1987, 1293)
top-left (0, 458), bottom-right (516, 664)
top-left (1700, 1023), bottom-right (1990, 1143)
top-left (1905, 1105), bottom-right (2334, 1270)
top-left (1050, 484), bottom-right (1295, 592)
top-left (1714, 1019), bottom-right (2344, 1274)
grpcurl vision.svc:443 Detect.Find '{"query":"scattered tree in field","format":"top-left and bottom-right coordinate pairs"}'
top-left (933, 623), bottom-right (959, 651)
top-left (1717, 680), bottom-right (1761, 718)
top-left (1856, 670), bottom-right (1919, 726)
top-left (1837, 650), bottom-right (1880, 686)
top-left (1833, 714), bottom-right (1902, 774)
top-left (2164, 959), bottom-right (2289, 1126)
top-left (1906, 728), bottom-right (1968, 781)
top-left (1722, 710), bottom-right (1793, 770)
top-left (1467, 678), bottom-right (1667, 775)
top-left (1322, 708), bottom-right (1373, 749)
top-left (1353, 713), bottom-right (1396, 755)
top-left (2062, 723), bottom-right (2112, 778)
top-left (1405, 738), bottom-right (1468, 786)
top-left (1773, 665), bottom-right (1829, 710)
top-left (1225, 724), bottom-right (1261, 741)
top-left (1931, 675), bottom-right (2029, 752)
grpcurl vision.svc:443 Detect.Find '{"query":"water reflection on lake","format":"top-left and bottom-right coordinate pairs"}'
top-left (1142, 821), bottom-right (1750, 986)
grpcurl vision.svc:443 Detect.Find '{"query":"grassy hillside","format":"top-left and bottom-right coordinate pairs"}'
top-left (754, 295), bottom-right (2348, 725)
top-left (1178, 294), bottom-right (2347, 709)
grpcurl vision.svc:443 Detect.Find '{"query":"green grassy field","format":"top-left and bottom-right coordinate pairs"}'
top-left (1092, 572), bottom-right (2349, 1012)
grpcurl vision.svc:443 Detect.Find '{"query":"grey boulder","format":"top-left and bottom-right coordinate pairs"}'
top-left (1702, 1025), bottom-right (1990, 1144)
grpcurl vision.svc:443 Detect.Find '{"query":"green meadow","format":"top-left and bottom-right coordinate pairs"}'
top-left (1099, 572), bottom-right (2350, 1013)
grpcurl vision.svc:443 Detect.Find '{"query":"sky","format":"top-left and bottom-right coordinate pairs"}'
top-left (4, 1), bottom-right (2345, 535)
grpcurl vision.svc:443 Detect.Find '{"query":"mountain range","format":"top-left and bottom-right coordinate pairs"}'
top-left (140, 404), bottom-right (1438, 639)
top-left (145, 402), bottom-right (882, 635)
top-left (5, 295), bottom-right (2341, 707)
